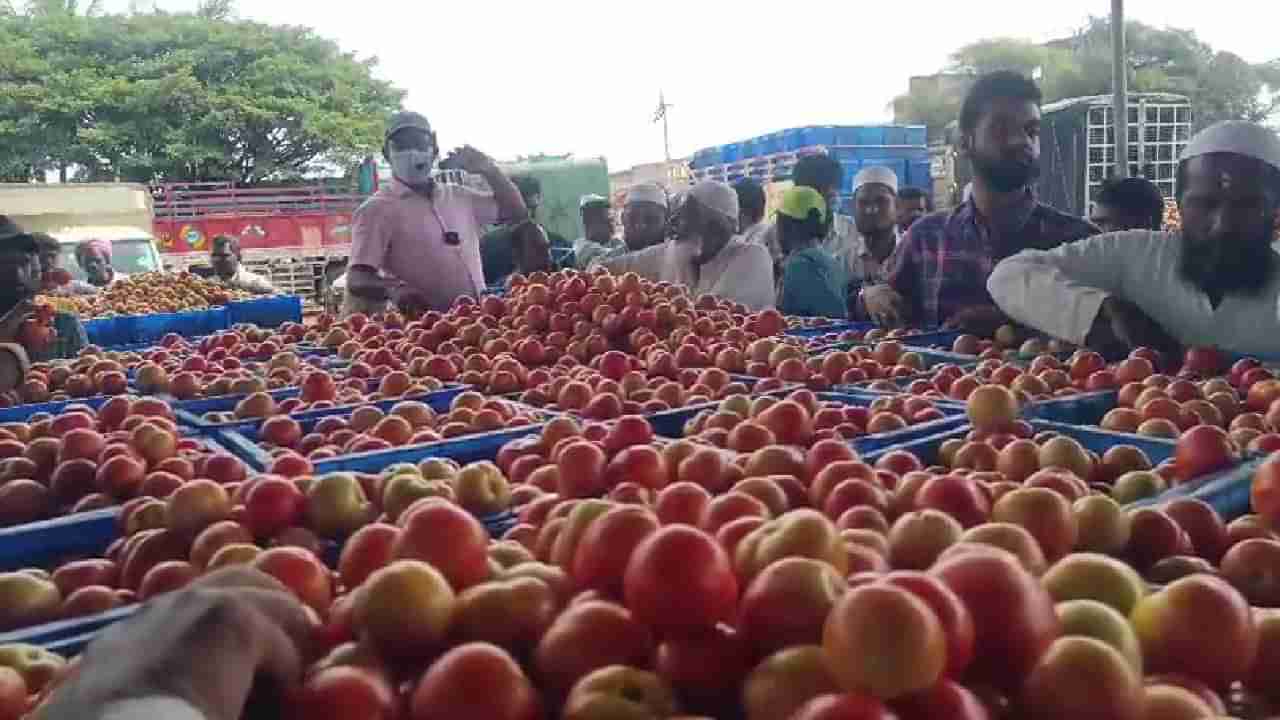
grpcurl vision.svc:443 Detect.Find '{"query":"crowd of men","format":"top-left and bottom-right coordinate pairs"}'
top-left (338, 69), bottom-right (1278, 360)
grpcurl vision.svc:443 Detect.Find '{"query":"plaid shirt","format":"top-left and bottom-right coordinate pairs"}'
top-left (885, 192), bottom-right (1098, 327)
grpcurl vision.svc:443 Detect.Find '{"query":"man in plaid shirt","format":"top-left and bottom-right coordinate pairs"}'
top-left (864, 71), bottom-right (1098, 335)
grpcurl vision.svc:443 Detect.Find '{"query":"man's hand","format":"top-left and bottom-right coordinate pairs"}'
top-left (344, 266), bottom-right (389, 302)
top-left (862, 284), bottom-right (907, 327)
top-left (1086, 297), bottom-right (1181, 361)
top-left (443, 145), bottom-right (499, 177)
top-left (36, 568), bottom-right (318, 720)
top-left (391, 285), bottom-right (431, 316)
top-left (944, 304), bottom-right (1008, 338)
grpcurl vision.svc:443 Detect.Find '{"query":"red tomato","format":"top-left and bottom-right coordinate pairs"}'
top-left (1173, 425), bottom-right (1235, 483)
top-left (930, 548), bottom-right (1060, 693)
top-left (1253, 456), bottom-right (1280, 529)
top-left (624, 525), bottom-right (738, 638)
top-left (411, 643), bottom-right (542, 720)
top-left (286, 666), bottom-right (398, 720)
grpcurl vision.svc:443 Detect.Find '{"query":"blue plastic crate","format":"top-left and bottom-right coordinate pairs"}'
top-left (211, 391), bottom-right (479, 469)
top-left (784, 321), bottom-right (876, 339)
top-left (0, 604), bottom-right (138, 649)
top-left (83, 317), bottom-right (134, 348)
top-left (1149, 458), bottom-right (1263, 520)
top-left (307, 424), bottom-right (548, 474)
top-left (133, 308), bottom-right (228, 344)
top-left (172, 387), bottom-right (303, 427)
top-left (227, 296), bottom-right (303, 328)
top-left (837, 126), bottom-right (885, 146)
top-left (860, 420), bottom-right (1180, 468)
top-left (650, 391), bottom-right (965, 454)
top-left (1024, 391), bottom-right (1118, 425)
top-left (905, 126), bottom-right (928, 145)
top-left (0, 394), bottom-right (123, 424)
top-left (0, 507), bottom-right (119, 572)
top-left (895, 330), bottom-right (966, 349)
top-left (176, 384), bottom-right (468, 432)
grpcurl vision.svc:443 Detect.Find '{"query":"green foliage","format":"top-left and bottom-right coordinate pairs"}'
top-left (0, 9), bottom-right (404, 184)
top-left (895, 18), bottom-right (1279, 139)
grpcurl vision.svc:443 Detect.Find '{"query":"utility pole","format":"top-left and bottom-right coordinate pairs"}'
top-left (653, 91), bottom-right (673, 164)
top-left (1112, 0), bottom-right (1129, 178)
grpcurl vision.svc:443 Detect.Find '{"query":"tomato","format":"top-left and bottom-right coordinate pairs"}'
top-left (891, 681), bottom-right (990, 720)
top-left (563, 666), bottom-right (680, 719)
top-left (570, 505), bottom-right (660, 599)
top-left (739, 558), bottom-right (847, 660)
top-left (790, 693), bottom-right (900, 720)
top-left (930, 548), bottom-right (1060, 693)
top-left (1252, 455), bottom-right (1280, 526)
top-left (624, 525), bottom-right (738, 638)
top-left (823, 584), bottom-right (946, 699)
top-left (1173, 425), bottom-right (1235, 483)
top-left (411, 643), bottom-right (542, 720)
top-left (880, 571), bottom-right (975, 678)
top-left (452, 577), bottom-right (559, 657)
top-left (655, 624), bottom-right (751, 711)
top-left (533, 600), bottom-right (654, 699)
top-left (286, 666), bottom-right (398, 720)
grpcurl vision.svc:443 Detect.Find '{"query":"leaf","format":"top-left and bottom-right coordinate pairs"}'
top-left (0, 10), bottom-right (404, 183)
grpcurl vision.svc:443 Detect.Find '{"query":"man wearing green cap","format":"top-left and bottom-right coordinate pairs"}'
top-left (776, 187), bottom-right (848, 318)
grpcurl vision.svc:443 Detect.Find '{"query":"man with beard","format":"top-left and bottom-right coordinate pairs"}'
top-left (989, 120), bottom-right (1280, 359)
top-left (594, 180), bottom-right (775, 310)
top-left (832, 166), bottom-right (900, 319)
top-left (896, 186), bottom-right (932, 235)
top-left (864, 71), bottom-right (1098, 333)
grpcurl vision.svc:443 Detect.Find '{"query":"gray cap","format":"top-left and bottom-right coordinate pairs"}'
top-left (1180, 120), bottom-right (1280, 173)
top-left (386, 111), bottom-right (432, 140)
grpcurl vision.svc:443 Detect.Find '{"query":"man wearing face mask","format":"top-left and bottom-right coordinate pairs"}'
top-left (344, 111), bottom-right (528, 317)
top-left (594, 180), bottom-right (775, 310)
top-left (989, 120), bottom-right (1280, 360)
top-left (863, 71), bottom-right (1098, 335)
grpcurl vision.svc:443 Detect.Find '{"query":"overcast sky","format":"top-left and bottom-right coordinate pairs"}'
top-left (106, 1), bottom-right (1277, 172)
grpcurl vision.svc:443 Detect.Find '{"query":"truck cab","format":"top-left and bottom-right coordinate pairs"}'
top-left (51, 226), bottom-right (165, 282)
top-left (0, 182), bottom-right (166, 280)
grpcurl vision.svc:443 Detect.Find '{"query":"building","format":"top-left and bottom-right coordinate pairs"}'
top-left (608, 160), bottom-right (692, 204)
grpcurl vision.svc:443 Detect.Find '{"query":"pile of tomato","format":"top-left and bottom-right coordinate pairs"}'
top-left (2, 268), bottom-right (1280, 719)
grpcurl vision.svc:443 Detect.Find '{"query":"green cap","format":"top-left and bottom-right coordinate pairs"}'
top-left (776, 186), bottom-right (827, 223)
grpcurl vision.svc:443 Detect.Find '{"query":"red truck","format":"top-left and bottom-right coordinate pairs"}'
top-left (151, 181), bottom-right (368, 306)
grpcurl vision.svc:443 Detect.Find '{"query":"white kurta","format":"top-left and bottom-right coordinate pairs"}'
top-left (987, 230), bottom-right (1280, 358)
top-left (596, 239), bottom-right (776, 311)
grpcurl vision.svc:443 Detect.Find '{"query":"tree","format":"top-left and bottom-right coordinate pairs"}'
top-left (24, 0), bottom-right (102, 16)
top-left (195, 0), bottom-right (233, 20)
top-left (894, 19), bottom-right (1279, 139)
top-left (0, 10), bottom-right (404, 184)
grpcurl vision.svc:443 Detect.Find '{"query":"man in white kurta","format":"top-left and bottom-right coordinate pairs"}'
top-left (988, 120), bottom-right (1280, 360)
top-left (595, 180), bottom-right (776, 311)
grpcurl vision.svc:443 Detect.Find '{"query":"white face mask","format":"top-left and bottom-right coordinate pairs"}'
top-left (390, 149), bottom-right (436, 186)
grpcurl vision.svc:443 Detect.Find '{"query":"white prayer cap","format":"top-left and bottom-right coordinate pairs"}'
top-left (853, 165), bottom-right (899, 195)
top-left (625, 183), bottom-right (668, 208)
top-left (1181, 120), bottom-right (1280, 174)
top-left (687, 180), bottom-right (739, 226)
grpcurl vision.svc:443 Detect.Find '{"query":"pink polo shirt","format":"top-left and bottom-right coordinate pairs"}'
top-left (349, 178), bottom-right (501, 310)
